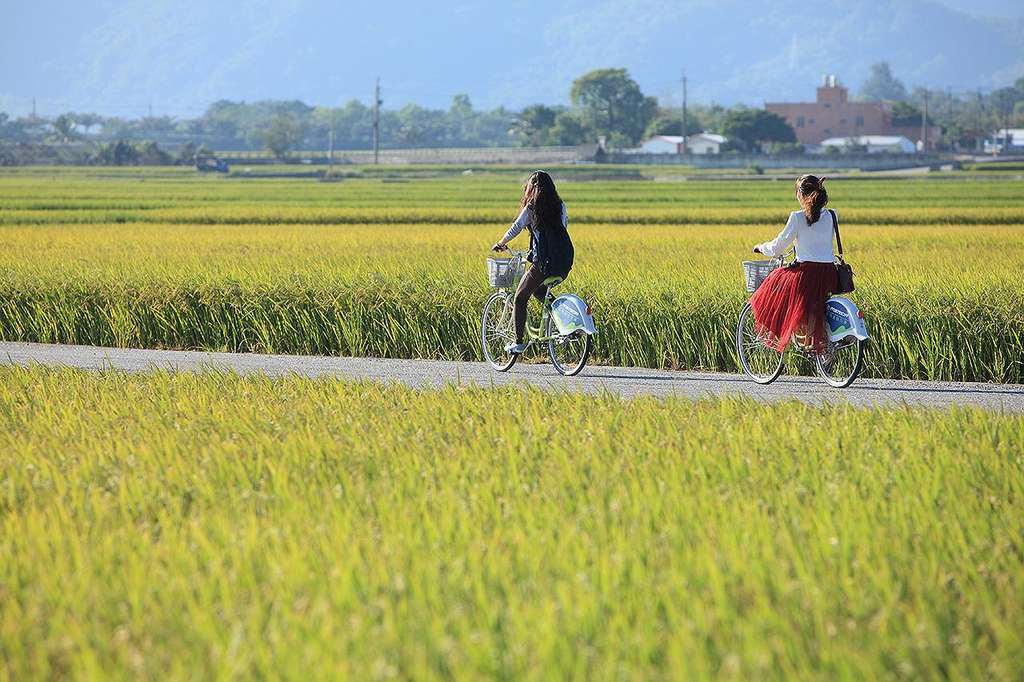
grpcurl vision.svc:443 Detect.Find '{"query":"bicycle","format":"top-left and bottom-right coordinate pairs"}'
top-left (736, 251), bottom-right (869, 387)
top-left (480, 248), bottom-right (596, 376)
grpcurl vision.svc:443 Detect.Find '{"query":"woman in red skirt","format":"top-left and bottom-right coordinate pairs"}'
top-left (750, 174), bottom-right (839, 353)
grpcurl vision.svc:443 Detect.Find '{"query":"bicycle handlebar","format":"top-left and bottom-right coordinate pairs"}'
top-left (492, 245), bottom-right (528, 259)
top-left (758, 248), bottom-right (795, 266)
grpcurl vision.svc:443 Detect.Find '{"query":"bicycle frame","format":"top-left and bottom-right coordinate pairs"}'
top-left (492, 248), bottom-right (595, 350)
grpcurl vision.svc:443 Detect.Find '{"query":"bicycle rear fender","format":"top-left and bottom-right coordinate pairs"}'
top-left (551, 294), bottom-right (597, 336)
top-left (825, 297), bottom-right (869, 342)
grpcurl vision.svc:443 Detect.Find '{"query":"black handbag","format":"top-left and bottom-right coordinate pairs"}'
top-left (828, 209), bottom-right (855, 294)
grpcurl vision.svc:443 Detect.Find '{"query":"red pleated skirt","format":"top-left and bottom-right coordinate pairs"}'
top-left (749, 261), bottom-right (839, 353)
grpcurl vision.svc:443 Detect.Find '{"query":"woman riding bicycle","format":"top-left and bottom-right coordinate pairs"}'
top-left (750, 174), bottom-right (839, 354)
top-left (492, 170), bottom-right (574, 355)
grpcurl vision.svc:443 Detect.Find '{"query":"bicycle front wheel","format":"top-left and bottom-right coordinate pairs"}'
top-left (816, 338), bottom-right (865, 388)
top-left (736, 302), bottom-right (784, 384)
top-left (481, 291), bottom-right (517, 372)
top-left (546, 315), bottom-right (592, 376)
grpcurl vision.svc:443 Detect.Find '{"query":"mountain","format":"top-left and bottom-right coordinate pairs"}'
top-left (2, 0), bottom-right (1022, 117)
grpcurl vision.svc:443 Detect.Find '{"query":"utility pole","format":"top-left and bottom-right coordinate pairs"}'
top-left (31, 97), bottom-right (36, 119)
top-left (921, 89), bottom-right (929, 153)
top-left (373, 77), bottom-right (381, 165)
top-left (680, 70), bottom-right (688, 155)
top-left (946, 87), bottom-right (953, 152)
top-left (328, 128), bottom-right (335, 175)
top-left (976, 89), bottom-right (983, 153)
top-left (1003, 98), bottom-right (1012, 156)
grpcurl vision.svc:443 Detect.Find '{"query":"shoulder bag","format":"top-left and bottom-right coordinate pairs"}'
top-left (828, 208), bottom-right (855, 294)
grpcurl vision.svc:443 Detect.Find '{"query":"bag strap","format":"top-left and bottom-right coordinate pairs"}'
top-left (828, 209), bottom-right (844, 258)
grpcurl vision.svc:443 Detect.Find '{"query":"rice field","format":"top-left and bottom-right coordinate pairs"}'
top-left (1, 366), bottom-right (1022, 679)
top-left (0, 168), bottom-right (1022, 382)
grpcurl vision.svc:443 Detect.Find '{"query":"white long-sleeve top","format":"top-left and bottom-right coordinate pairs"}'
top-left (757, 209), bottom-right (837, 263)
top-left (501, 203), bottom-right (569, 245)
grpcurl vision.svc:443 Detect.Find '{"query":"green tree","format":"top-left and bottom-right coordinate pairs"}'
top-left (175, 141), bottom-right (198, 165)
top-left (312, 106), bottom-right (348, 148)
top-left (447, 94), bottom-right (474, 145)
top-left (859, 62), bottom-right (908, 102)
top-left (890, 101), bottom-right (926, 127)
top-left (449, 94), bottom-right (473, 119)
top-left (135, 141), bottom-right (171, 165)
top-left (95, 140), bottom-right (139, 166)
top-left (720, 110), bottom-right (796, 152)
top-left (72, 112), bottom-right (103, 133)
top-left (643, 110), bottom-right (703, 138)
top-left (511, 105), bottom-right (558, 146)
top-left (262, 113), bottom-right (302, 160)
top-left (394, 104), bottom-right (447, 147)
top-left (547, 111), bottom-right (588, 146)
top-left (51, 113), bottom-right (77, 143)
top-left (570, 68), bottom-right (656, 146)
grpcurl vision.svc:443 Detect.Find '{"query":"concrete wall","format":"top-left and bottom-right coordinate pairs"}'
top-left (601, 152), bottom-right (945, 170)
top-left (223, 146), bottom-right (591, 166)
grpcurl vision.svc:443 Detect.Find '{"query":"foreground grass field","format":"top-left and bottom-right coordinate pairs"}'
top-left (1, 169), bottom-right (1022, 382)
top-left (1, 367), bottom-right (1021, 679)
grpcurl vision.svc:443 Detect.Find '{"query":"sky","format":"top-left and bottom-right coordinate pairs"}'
top-left (1, 0), bottom-right (1022, 117)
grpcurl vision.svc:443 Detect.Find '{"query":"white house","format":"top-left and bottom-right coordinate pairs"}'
top-left (638, 133), bottom-right (726, 155)
top-left (820, 135), bottom-right (916, 154)
top-left (984, 129), bottom-right (1024, 154)
top-left (639, 135), bottom-right (684, 154)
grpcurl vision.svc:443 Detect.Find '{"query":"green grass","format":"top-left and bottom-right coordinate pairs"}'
top-left (0, 367), bottom-right (1021, 679)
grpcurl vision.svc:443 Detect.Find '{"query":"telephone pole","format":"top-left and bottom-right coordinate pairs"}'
top-left (373, 77), bottom-right (381, 165)
top-left (681, 70), bottom-right (688, 155)
top-left (976, 89), bottom-right (983, 153)
top-left (328, 129), bottom-right (335, 174)
top-left (921, 89), bottom-right (929, 153)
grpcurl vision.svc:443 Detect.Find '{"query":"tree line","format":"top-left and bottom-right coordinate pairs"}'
top-left (857, 62), bottom-right (1024, 149)
top-left (2, 64), bottom-right (1022, 165)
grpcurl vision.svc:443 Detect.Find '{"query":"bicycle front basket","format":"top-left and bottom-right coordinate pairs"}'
top-left (742, 260), bottom-right (778, 293)
top-left (487, 257), bottom-right (524, 288)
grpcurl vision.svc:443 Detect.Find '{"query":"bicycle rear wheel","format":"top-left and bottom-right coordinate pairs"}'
top-left (736, 302), bottom-right (784, 384)
top-left (816, 338), bottom-right (864, 388)
top-left (481, 291), bottom-right (517, 371)
top-left (546, 315), bottom-right (592, 376)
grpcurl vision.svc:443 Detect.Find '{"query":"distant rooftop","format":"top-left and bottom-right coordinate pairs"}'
top-left (821, 135), bottom-right (913, 146)
top-left (651, 133), bottom-right (725, 143)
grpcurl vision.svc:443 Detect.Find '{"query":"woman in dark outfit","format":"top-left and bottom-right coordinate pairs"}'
top-left (492, 170), bottom-right (574, 355)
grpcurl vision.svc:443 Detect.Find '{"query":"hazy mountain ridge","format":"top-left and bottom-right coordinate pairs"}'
top-left (2, 0), bottom-right (1021, 117)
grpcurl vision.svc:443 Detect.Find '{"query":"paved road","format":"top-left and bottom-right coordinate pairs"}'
top-left (2, 341), bottom-right (1022, 411)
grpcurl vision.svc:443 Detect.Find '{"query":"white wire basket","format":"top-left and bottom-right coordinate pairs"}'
top-left (487, 256), bottom-right (524, 288)
top-left (742, 260), bottom-right (778, 293)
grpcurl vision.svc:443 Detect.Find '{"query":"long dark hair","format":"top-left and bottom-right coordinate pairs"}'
top-left (520, 170), bottom-right (563, 230)
top-left (796, 174), bottom-right (828, 224)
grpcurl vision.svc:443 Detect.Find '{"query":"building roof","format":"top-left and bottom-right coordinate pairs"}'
top-left (649, 133), bottom-right (726, 144)
top-left (821, 135), bottom-right (913, 146)
top-left (696, 133), bottom-right (726, 144)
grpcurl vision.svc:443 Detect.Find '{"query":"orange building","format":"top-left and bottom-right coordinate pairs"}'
top-left (766, 75), bottom-right (940, 150)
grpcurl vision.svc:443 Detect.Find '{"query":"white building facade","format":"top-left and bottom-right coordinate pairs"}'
top-left (637, 133), bottom-right (726, 155)
top-left (819, 135), bottom-right (917, 154)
